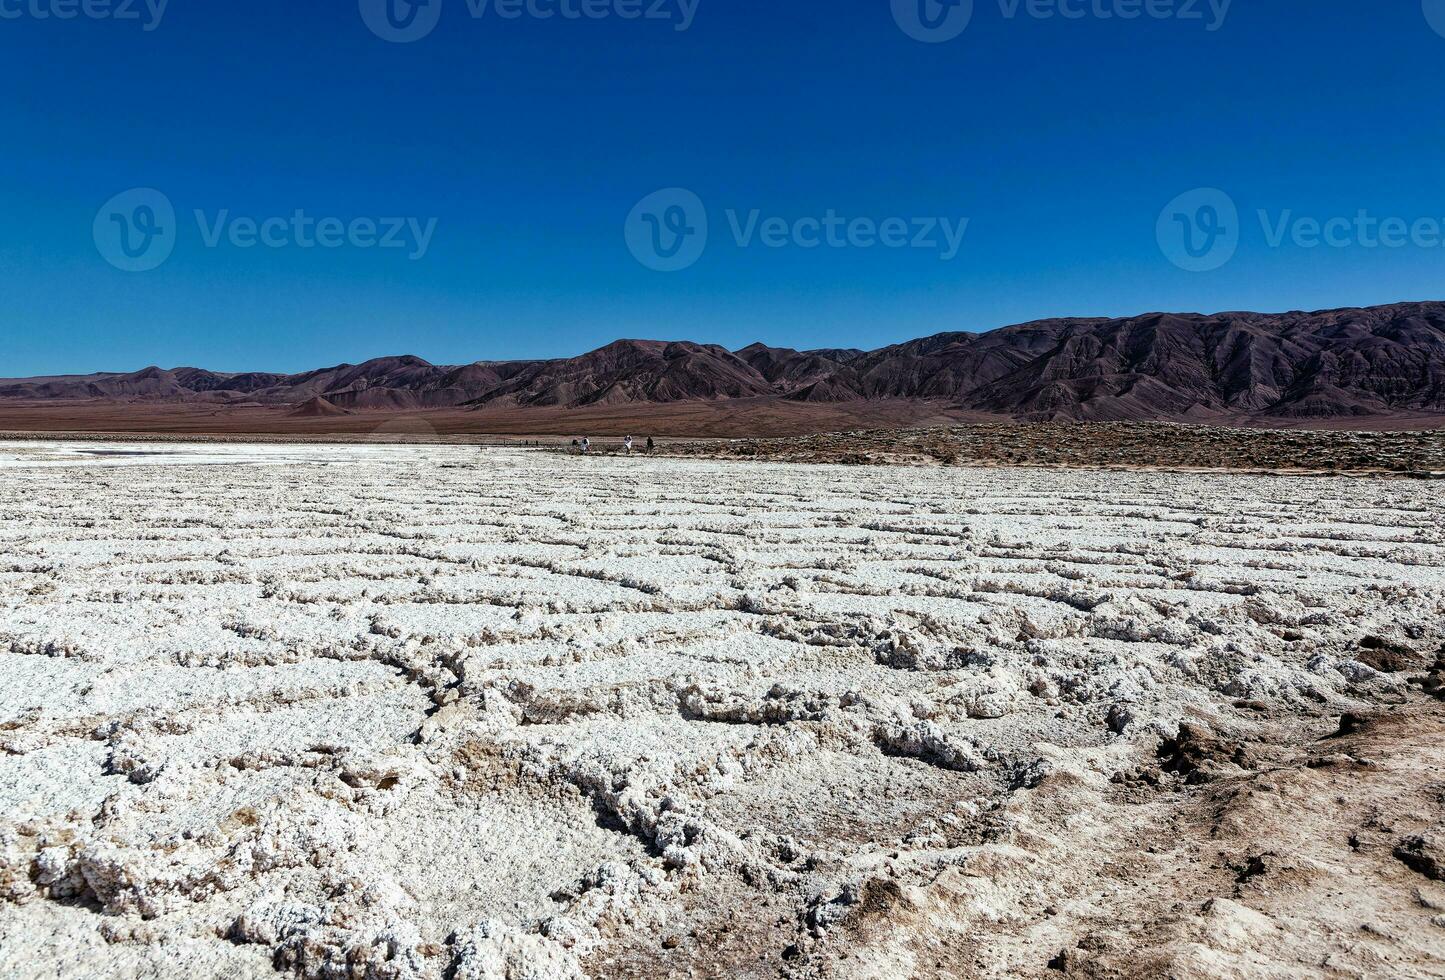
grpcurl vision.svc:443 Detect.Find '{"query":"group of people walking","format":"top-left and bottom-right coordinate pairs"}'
top-left (570, 435), bottom-right (654, 455)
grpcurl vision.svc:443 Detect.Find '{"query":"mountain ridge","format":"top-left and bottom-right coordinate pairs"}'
top-left (4, 301), bottom-right (1443, 423)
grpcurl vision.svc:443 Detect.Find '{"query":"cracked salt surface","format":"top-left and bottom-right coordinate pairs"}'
top-left (0, 441), bottom-right (442, 469)
top-left (1, 443), bottom-right (1442, 978)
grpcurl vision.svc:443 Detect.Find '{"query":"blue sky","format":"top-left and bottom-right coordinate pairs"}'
top-left (3, 0), bottom-right (1444, 375)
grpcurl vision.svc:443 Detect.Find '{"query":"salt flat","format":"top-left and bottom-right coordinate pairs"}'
top-left (1, 442), bottom-right (1443, 979)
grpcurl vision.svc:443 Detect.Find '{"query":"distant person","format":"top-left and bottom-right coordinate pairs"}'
top-left (571, 438), bottom-right (579, 453)
top-left (646, 437), bottom-right (655, 452)
top-left (623, 435), bottom-right (634, 453)
top-left (581, 437), bottom-right (590, 454)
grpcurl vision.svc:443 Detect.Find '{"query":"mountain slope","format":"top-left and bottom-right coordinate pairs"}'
top-left (3, 302), bottom-right (1443, 423)
top-left (465, 340), bottom-right (777, 408)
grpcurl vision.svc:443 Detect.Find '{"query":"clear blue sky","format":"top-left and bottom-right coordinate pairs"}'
top-left (3, 0), bottom-right (1444, 376)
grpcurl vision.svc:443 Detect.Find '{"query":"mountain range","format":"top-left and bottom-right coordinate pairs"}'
top-left (4, 302), bottom-right (1444, 424)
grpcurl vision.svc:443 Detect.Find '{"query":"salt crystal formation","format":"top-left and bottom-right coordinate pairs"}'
top-left (1, 442), bottom-right (1442, 978)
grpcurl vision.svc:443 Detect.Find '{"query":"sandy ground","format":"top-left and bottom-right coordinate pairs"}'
top-left (1, 442), bottom-right (1443, 979)
top-left (0, 397), bottom-right (982, 441)
top-left (656, 424), bottom-right (1445, 476)
top-left (0, 400), bottom-right (1440, 444)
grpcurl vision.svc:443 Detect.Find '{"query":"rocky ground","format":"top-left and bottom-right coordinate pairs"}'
top-left (654, 423), bottom-right (1445, 475)
top-left (0, 441), bottom-right (1442, 979)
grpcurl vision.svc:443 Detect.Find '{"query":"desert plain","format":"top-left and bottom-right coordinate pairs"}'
top-left (1, 440), bottom-right (1443, 979)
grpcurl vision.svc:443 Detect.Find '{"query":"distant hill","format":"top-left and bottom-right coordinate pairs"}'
top-left (287, 396), bottom-right (351, 418)
top-left (4, 302), bottom-right (1443, 423)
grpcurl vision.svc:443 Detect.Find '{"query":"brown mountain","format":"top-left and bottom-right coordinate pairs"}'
top-left (463, 340), bottom-right (778, 408)
top-left (785, 302), bottom-right (1445, 421)
top-left (735, 343), bottom-right (865, 392)
top-left (287, 396), bottom-right (351, 418)
top-left (3, 302), bottom-right (1443, 424)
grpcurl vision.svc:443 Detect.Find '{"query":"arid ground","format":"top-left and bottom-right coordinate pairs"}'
top-left (0, 397), bottom-right (1442, 446)
top-left (0, 398), bottom-right (982, 442)
top-left (658, 423), bottom-right (1445, 476)
top-left (1, 441), bottom-right (1443, 979)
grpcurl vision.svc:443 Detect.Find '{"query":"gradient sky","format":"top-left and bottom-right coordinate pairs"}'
top-left (3, 0), bottom-right (1444, 376)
